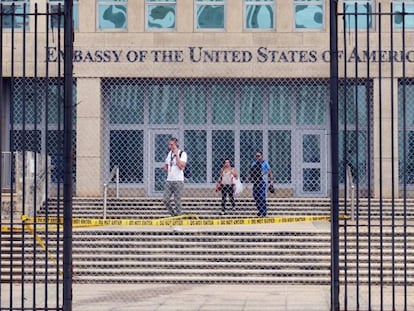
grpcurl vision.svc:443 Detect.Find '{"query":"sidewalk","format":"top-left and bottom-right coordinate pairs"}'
top-left (3, 283), bottom-right (412, 310)
top-left (72, 283), bottom-right (331, 311)
top-left (2, 283), bottom-right (331, 311)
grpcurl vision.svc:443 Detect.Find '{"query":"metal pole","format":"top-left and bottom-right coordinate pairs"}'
top-left (63, 0), bottom-right (74, 310)
top-left (116, 167), bottom-right (119, 199)
top-left (329, 1), bottom-right (340, 310)
top-left (103, 184), bottom-right (108, 219)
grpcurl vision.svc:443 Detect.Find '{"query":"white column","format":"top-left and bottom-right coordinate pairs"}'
top-left (374, 77), bottom-right (399, 198)
top-left (76, 78), bottom-right (102, 196)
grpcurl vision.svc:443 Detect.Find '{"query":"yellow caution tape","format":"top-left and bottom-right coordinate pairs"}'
top-left (14, 214), bottom-right (332, 228)
top-left (0, 213), bottom-right (345, 280)
top-left (1, 225), bottom-right (23, 232)
top-left (1, 219), bottom-right (63, 276)
top-left (23, 223), bottom-right (63, 276)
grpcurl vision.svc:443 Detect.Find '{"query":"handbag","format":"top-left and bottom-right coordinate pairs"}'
top-left (215, 180), bottom-right (222, 192)
top-left (233, 178), bottom-right (244, 196)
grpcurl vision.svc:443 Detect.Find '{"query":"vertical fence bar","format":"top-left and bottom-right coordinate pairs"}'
top-left (353, 4), bottom-right (360, 309)
top-left (341, 4), bottom-right (349, 309)
top-left (45, 2), bottom-right (51, 307)
top-left (57, 4), bottom-right (63, 306)
top-left (365, 6), bottom-right (372, 309)
top-left (33, 4), bottom-right (39, 309)
top-left (21, 3), bottom-right (27, 309)
top-left (377, 4), bottom-right (384, 310)
top-left (329, 1), bottom-right (340, 310)
top-left (401, 4), bottom-right (408, 311)
top-left (9, 4), bottom-right (15, 309)
top-left (63, 0), bottom-right (74, 310)
top-left (390, 4), bottom-right (396, 309)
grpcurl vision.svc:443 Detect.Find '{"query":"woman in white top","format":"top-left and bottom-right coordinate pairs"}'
top-left (216, 158), bottom-right (238, 215)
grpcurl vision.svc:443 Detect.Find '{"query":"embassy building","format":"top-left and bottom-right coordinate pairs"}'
top-left (2, 0), bottom-right (414, 199)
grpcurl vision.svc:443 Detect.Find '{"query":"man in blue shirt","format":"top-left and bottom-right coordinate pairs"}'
top-left (247, 151), bottom-right (274, 217)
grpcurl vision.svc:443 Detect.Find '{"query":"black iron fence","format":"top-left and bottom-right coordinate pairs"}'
top-left (332, 2), bottom-right (414, 310)
top-left (0, 2), bottom-right (73, 310)
top-left (1, 1), bottom-right (413, 311)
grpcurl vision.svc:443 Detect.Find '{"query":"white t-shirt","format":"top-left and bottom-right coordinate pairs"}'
top-left (165, 150), bottom-right (187, 182)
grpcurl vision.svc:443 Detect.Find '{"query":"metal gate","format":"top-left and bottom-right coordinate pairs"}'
top-left (0, 2), bottom-right (74, 310)
top-left (331, 1), bottom-right (414, 310)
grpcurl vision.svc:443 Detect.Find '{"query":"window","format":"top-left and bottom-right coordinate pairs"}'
top-left (97, 0), bottom-right (127, 30)
top-left (212, 130), bottom-right (234, 181)
top-left (196, 0), bottom-right (225, 30)
top-left (240, 83), bottom-right (263, 124)
top-left (398, 79), bottom-right (414, 184)
top-left (244, 0), bottom-right (274, 30)
top-left (342, 0), bottom-right (374, 29)
top-left (1, 0), bottom-right (30, 29)
top-left (184, 84), bottom-right (207, 124)
top-left (149, 83), bottom-right (179, 124)
top-left (48, 0), bottom-right (79, 30)
top-left (338, 81), bottom-right (372, 185)
top-left (268, 84), bottom-right (291, 125)
top-left (185, 130), bottom-right (207, 182)
top-left (393, 0), bottom-right (414, 29)
top-left (269, 130), bottom-right (291, 183)
top-left (212, 83), bottom-right (234, 124)
top-left (240, 130), bottom-right (263, 181)
top-left (294, 0), bottom-right (324, 30)
top-left (110, 130), bottom-right (144, 183)
top-left (146, 0), bottom-right (176, 30)
top-left (11, 78), bottom-right (77, 183)
top-left (103, 78), bottom-right (331, 188)
top-left (296, 83), bottom-right (327, 125)
top-left (106, 82), bottom-right (145, 125)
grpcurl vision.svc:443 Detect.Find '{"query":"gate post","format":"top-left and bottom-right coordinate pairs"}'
top-left (329, 0), bottom-right (340, 310)
top-left (63, 1), bottom-right (74, 310)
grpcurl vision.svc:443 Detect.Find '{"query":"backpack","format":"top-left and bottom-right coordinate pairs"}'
top-left (179, 150), bottom-right (191, 179)
top-left (250, 161), bottom-right (263, 184)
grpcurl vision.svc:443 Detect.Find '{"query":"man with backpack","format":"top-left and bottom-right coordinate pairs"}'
top-left (247, 151), bottom-right (274, 217)
top-left (162, 137), bottom-right (187, 217)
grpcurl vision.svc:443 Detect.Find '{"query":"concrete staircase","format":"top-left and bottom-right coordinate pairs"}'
top-left (1, 197), bottom-right (413, 284)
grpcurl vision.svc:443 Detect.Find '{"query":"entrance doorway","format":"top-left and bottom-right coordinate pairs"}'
top-left (295, 130), bottom-right (327, 196)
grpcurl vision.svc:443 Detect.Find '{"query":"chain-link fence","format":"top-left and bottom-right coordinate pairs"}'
top-left (100, 77), bottom-right (332, 201)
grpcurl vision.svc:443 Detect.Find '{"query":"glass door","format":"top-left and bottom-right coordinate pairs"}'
top-left (148, 129), bottom-right (181, 196)
top-left (296, 130), bottom-right (327, 197)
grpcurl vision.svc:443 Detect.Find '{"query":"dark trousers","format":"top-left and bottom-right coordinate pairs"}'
top-left (253, 181), bottom-right (267, 216)
top-left (221, 184), bottom-right (235, 211)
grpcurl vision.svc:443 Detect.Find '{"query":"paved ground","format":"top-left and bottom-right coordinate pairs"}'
top-left (1, 283), bottom-right (331, 310)
top-left (2, 283), bottom-right (413, 310)
top-left (73, 284), bottom-right (331, 311)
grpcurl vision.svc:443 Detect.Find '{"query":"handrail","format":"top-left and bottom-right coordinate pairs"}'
top-left (346, 165), bottom-right (355, 221)
top-left (103, 165), bottom-right (120, 219)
